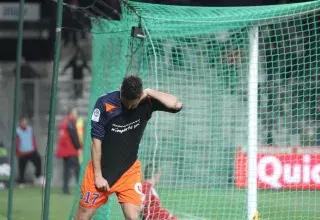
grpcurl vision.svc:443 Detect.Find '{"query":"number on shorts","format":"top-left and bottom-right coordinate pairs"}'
top-left (92, 193), bottom-right (100, 205)
top-left (84, 192), bottom-right (100, 205)
top-left (84, 192), bottom-right (91, 204)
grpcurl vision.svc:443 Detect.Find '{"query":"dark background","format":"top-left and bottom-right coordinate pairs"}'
top-left (0, 0), bottom-right (54, 61)
top-left (0, 0), bottom-right (312, 61)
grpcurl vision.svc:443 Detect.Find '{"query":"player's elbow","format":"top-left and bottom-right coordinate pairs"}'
top-left (91, 138), bottom-right (102, 152)
top-left (172, 101), bottom-right (183, 113)
top-left (124, 214), bottom-right (139, 220)
top-left (176, 102), bottom-right (183, 111)
top-left (91, 136), bottom-right (103, 143)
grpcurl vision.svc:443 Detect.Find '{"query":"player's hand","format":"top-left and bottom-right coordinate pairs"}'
top-left (94, 175), bottom-right (110, 191)
top-left (140, 89), bottom-right (150, 102)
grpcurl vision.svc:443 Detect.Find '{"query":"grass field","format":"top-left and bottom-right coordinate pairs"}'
top-left (0, 187), bottom-right (319, 220)
top-left (0, 187), bottom-right (73, 220)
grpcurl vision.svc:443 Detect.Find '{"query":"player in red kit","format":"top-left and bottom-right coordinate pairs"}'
top-left (142, 164), bottom-right (179, 220)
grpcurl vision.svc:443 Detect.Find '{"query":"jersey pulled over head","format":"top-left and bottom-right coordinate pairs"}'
top-left (120, 75), bottom-right (143, 110)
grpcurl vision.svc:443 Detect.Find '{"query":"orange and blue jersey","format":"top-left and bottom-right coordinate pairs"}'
top-left (90, 90), bottom-right (181, 188)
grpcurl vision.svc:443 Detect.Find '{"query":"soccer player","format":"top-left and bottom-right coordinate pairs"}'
top-left (56, 107), bottom-right (82, 194)
top-left (16, 117), bottom-right (44, 187)
top-left (141, 163), bottom-right (179, 220)
top-left (74, 75), bottom-right (183, 220)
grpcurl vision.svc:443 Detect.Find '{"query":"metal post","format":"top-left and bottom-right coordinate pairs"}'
top-left (247, 26), bottom-right (259, 220)
top-left (7, 0), bottom-right (25, 219)
top-left (42, 0), bottom-right (63, 219)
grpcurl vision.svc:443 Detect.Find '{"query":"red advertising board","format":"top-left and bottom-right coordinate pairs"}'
top-left (235, 147), bottom-right (320, 189)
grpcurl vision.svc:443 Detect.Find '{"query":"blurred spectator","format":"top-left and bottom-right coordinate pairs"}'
top-left (13, 56), bottom-right (41, 119)
top-left (141, 163), bottom-right (179, 220)
top-left (61, 47), bottom-right (90, 99)
top-left (62, 0), bottom-right (89, 47)
top-left (259, 12), bottom-right (318, 146)
top-left (16, 117), bottom-right (44, 188)
top-left (0, 141), bottom-right (10, 189)
top-left (62, 15), bottom-right (78, 47)
top-left (62, 0), bottom-right (79, 47)
top-left (171, 46), bottom-right (184, 69)
top-left (56, 107), bottom-right (82, 194)
top-left (316, 99), bottom-right (320, 122)
top-left (315, 101), bottom-right (320, 146)
top-left (76, 116), bottom-right (85, 164)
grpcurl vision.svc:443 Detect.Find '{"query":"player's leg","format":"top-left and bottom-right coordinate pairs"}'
top-left (29, 151), bottom-right (43, 185)
top-left (18, 155), bottom-right (28, 185)
top-left (115, 160), bottom-right (143, 220)
top-left (74, 205), bottom-right (96, 220)
top-left (71, 155), bottom-right (80, 182)
top-left (120, 203), bottom-right (141, 220)
top-left (63, 157), bottom-right (71, 194)
top-left (74, 160), bottom-right (107, 220)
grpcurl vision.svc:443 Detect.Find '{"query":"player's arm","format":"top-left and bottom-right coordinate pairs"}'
top-left (144, 88), bottom-right (183, 113)
top-left (91, 139), bottom-right (103, 179)
top-left (91, 97), bottom-right (110, 190)
top-left (84, 62), bottom-right (91, 73)
top-left (67, 121), bottom-right (81, 149)
top-left (61, 58), bottom-right (73, 74)
top-left (15, 135), bottom-right (21, 156)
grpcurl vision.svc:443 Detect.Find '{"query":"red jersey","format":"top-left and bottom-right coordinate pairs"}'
top-left (141, 181), bottom-right (178, 220)
top-left (56, 116), bottom-right (81, 158)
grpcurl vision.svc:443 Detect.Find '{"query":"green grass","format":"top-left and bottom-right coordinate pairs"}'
top-left (0, 187), bottom-right (74, 220)
top-left (0, 187), bottom-right (319, 220)
top-left (96, 188), bottom-right (320, 220)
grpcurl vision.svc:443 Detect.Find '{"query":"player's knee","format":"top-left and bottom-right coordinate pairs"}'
top-left (125, 214), bottom-right (139, 220)
top-left (124, 210), bottom-right (140, 220)
top-left (74, 205), bottom-right (96, 220)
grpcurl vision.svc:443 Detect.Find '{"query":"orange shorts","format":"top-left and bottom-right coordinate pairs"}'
top-left (79, 159), bottom-right (142, 209)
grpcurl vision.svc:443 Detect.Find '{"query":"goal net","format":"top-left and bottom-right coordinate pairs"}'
top-left (69, 0), bottom-right (320, 219)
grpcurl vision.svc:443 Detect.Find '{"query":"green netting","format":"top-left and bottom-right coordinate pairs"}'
top-left (69, 1), bottom-right (320, 219)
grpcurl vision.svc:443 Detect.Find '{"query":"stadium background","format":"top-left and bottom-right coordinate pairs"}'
top-left (0, 0), bottom-right (315, 187)
top-left (0, 0), bottom-right (319, 219)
